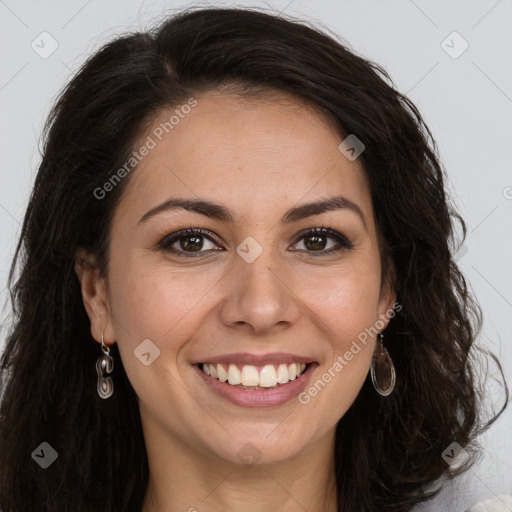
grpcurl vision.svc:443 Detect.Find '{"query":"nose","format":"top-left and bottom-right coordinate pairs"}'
top-left (218, 245), bottom-right (301, 336)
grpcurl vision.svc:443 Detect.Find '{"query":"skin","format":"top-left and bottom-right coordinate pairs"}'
top-left (75, 90), bottom-right (396, 512)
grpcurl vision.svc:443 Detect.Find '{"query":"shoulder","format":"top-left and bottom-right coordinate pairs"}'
top-left (466, 495), bottom-right (512, 511)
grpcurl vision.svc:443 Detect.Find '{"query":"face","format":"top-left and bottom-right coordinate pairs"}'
top-left (77, 90), bottom-right (396, 467)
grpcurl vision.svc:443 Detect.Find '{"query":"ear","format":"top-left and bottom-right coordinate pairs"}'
top-left (75, 248), bottom-right (116, 346)
top-left (376, 256), bottom-right (398, 331)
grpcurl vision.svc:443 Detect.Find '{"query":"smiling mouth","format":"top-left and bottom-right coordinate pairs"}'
top-left (197, 362), bottom-right (309, 390)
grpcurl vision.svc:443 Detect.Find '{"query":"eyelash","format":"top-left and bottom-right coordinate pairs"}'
top-left (156, 224), bottom-right (353, 258)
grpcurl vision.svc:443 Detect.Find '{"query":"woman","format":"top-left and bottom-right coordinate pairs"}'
top-left (0, 6), bottom-right (508, 512)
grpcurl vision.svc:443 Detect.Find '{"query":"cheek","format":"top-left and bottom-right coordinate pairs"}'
top-left (108, 261), bottom-right (202, 411)
top-left (107, 256), bottom-right (224, 388)
top-left (297, 263), bottom-right (382, 344)
top-left (297, 271), bottom-right (378, 416)
top-left (109, 253), bottom-right (206, 337)
top-left (292, 262), bottom-right (380, 412)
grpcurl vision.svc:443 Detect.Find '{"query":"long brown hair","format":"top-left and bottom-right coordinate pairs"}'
top-left (0, 6), bottom-right (508, 511)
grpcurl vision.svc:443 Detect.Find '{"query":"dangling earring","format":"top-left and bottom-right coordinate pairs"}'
top-left (96, 333), bottom-right (114, 399)
top-left (371, 333), bottom-right (396, 396)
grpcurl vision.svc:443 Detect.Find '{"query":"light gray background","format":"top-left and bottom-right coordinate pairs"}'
top-left (0, 1), bottom-right (511, 510)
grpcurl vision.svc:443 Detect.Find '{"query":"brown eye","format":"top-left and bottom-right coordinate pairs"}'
top-left (291, 227), bottom-right (352, 256)
top-left (158, 228), bottom-right (222, 257)
top-left (157, 226), bottom-right (353, 259)
top-left (177, 233), bottom-right (205, 252)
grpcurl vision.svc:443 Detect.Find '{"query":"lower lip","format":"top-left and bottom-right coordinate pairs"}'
top-left (193, 363), bottom-right (318, 408)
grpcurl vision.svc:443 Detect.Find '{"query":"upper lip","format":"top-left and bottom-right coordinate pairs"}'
top-left (192, 352), bottom-right (316, 366)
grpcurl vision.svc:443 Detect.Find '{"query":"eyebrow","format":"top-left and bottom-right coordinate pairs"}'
top-left (138, 195), bottom-right (367, 230)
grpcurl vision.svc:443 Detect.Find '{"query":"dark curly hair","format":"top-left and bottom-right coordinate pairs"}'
top-left (0, 6), bottom-right (508, 512)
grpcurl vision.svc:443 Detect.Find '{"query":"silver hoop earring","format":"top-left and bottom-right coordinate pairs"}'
top-left (96, 333), bottom-right (114, 399)
top-left (370, 333), bottom-right (396, 397)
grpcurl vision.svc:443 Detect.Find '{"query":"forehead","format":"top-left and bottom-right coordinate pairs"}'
top-left (115, 90), bottom-right (372, 227)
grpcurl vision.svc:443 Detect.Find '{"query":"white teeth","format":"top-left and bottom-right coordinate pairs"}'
top-left (259, 365), bottom-right (277, 387)
top-left (201, 361), bottom-right (308, 388)
top-left (241, 365), bottom-right (259, 386)
top-left (227, 364), bottom-right (241, 385)
top-left (276, 364), bottom-right (289, 384)
top-left (217, 364), bottom-right (228, 382)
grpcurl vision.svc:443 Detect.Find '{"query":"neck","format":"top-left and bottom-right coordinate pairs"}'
top-left (140, 415), bottom-right (338, 512)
